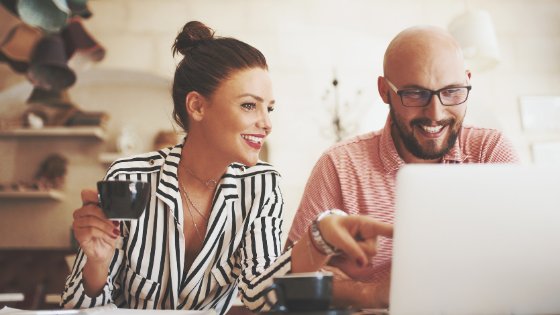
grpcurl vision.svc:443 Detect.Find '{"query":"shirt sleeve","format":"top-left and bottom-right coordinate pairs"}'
top-left (60, 168), bottom-right (130, 309)
top-left (287, 152), bottom-right (345, 246)
top-left (235, 172), bottom-right (293, 312)
top-left (60, 230), bottom-right (128, 309)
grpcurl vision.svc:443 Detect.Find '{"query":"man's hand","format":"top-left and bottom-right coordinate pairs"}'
top-left (319, 215), bottom-right (393, 267)
top-left (330, 267), bottom-right (392, 309)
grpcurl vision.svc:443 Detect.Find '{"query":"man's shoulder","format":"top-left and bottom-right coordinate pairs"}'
top-left (461, 125), bottom-right (504, 135)
top-left (458, 125), bottom-right (519, 162)
top-left (325, 131), bottom-right (381, 155)
top-left (460, 125), bottom-right (507, 143)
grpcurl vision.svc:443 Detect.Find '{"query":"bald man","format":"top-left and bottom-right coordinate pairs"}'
top-left (287, 26), bottom-right (520, 308)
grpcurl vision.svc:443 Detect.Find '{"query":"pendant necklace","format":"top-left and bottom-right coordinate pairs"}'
top-left (184, 166), bottom-right (218, 189)
top-left (179, 180), bottom-right (208, 241)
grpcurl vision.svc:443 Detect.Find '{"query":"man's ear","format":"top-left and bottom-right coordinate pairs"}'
top-left (185, 91), bottom-right (205, 122)
top-left (378, 76), bottom-right (390, 105)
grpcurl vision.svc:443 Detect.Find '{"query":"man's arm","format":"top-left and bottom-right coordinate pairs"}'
top-left (286, 152), bottom-right (391, 308)
top-left (286, 153), bottom-right (344, 247)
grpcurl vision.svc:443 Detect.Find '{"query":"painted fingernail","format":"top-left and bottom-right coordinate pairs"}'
top-left (112, 221), bottom-right (120, 227)
top-left (113, 228), bottom-right (120, 236)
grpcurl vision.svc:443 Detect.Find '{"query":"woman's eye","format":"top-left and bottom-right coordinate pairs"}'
top-left (267, 106), bottom-right (275, 113)
top-left (241, 103), bottom-right (256, 110)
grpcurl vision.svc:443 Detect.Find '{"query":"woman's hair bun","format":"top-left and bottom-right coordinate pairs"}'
top-left (172, 21), bottom-right (215, 57)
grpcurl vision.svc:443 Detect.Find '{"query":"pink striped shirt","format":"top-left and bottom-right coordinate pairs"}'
top-left (288, 117), bottom-right (520, 282)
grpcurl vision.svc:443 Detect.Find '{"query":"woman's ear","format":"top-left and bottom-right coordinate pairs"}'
top-left (185, 91), bottom-right (206, 122)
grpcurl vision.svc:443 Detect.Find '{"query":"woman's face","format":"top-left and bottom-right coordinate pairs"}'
top-left (200, 67), bottom-right (275, 167)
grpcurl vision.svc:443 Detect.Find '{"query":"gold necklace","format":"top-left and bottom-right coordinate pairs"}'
top-left (184, 166), bottom-right (218, 189)
top-left (179, 181), bottom-right (208, 241)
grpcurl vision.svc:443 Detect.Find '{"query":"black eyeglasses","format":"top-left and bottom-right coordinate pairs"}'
top-left (385, 78), bottom-right (472, 107)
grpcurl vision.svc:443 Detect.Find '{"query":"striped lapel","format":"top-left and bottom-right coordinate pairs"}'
top-left (178, 165), bottom-right (239, 307)
top-left (153, 144), bottom-right (184, 309)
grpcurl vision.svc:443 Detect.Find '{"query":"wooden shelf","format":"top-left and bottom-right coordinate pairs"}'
top-left (0, 127), bottom-right (106, 140)
top-left (0, 190), bottom-right (65, 201)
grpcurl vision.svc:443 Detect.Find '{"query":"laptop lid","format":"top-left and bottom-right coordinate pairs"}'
top-left (390, 164), bottom-right (560, 315)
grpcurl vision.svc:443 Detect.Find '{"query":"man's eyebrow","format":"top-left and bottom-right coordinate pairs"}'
top-left (237, 93), bottom-right (275, 105)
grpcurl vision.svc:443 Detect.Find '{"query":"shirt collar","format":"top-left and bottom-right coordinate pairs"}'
top-left (154, 140), bottom-right (184, 221)
top-left (441, 128), bottom-right (470, 163)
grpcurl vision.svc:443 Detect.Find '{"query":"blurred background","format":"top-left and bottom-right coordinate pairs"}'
top-left (0, 0), bottom-right (559, 250)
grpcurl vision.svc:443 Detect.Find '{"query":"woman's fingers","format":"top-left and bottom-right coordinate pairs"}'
top-left (74, 189), bottom-right (116, 237)
top-left (81, 189), bottom-right (100, 206)
top-left (73, 189), bottom-right (119, 245)
top-left (76, 225), bottom-right (117, 244)
top-left (74, 215), bottom-right (118, 237)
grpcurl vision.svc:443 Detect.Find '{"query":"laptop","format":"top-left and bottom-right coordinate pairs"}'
top-left (389, 164), bottom-right (560, 315)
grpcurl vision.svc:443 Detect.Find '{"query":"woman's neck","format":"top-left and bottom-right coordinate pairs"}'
top-left (179, 133), bottom-right (229, 184)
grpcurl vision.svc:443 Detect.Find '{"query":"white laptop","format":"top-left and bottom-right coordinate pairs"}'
top-left (390, 164), bottom-right (560, 315)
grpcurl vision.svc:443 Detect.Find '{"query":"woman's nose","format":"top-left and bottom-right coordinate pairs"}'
top-left (257, 110), bottom-right (272, 134)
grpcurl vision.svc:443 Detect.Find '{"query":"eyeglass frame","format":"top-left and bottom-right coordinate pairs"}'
top-left (385, 78), bottom-right (472, 107)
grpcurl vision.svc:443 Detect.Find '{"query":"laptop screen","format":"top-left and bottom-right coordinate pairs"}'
top-left (389, 164), bottom-right (560, 315)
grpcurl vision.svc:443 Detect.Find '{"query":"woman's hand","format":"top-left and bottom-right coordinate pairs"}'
top-left (318, 214), bottom-right (393, 267)
top-left (72, 189), bottom-right (119, 265)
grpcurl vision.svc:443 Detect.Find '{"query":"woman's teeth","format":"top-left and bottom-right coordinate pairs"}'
top-left (242, 135), bottom-right (262, 143)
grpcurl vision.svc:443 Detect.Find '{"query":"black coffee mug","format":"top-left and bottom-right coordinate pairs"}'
top-left (97, 180), bottom-right (150, 220)
top-left (263, 272), bottom-right (333, 312)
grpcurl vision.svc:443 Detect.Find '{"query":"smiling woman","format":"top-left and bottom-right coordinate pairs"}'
top-left (60, 20), bottom-right (393, 315)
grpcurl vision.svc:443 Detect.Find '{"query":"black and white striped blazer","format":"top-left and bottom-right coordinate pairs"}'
top-left (61, 142), bottom-right (293, 314)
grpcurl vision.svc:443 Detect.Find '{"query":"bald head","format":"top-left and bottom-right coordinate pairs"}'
top-left (383, 26), bottom-right (466, 81)
top-left (383, 26), bottom-right (468, 89)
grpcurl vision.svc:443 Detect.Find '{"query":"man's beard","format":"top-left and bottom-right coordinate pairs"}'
top-left (388, 95), bottom-right (462, 160)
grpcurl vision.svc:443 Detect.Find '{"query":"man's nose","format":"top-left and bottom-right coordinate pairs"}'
top-left (422, 94), bottom-right (446, 121)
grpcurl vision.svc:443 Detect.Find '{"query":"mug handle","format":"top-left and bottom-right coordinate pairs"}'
top-left (262, 283), bottom-right (287, 312)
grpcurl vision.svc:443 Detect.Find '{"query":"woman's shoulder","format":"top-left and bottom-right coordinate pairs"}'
top-left (229, 161), bottom-right (281, 178)
top-left (104, 145), bottom-right (178, 179)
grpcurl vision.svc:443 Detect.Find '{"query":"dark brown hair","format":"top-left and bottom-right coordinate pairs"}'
top-left (171, 21), bottom-right (268, 131)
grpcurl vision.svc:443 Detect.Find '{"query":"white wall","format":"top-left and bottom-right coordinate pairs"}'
top-left (1, 0), bottom-right (559, 248)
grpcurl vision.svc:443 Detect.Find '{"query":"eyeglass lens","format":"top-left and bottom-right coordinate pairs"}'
top-left (401, 87), bottom-right (469, 107)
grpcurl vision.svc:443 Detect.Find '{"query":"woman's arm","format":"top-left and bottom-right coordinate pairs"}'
top-left (61, 189), bottom-right (127, 308)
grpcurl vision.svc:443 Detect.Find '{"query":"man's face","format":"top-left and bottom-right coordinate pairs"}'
top-left (381, 34), bottom-right (470, 162)
top-left (388, 92), bottom-right (466, 160)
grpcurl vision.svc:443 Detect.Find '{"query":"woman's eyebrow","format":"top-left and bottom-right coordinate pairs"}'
top-left (237, 93), bottom-right (275, 105)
